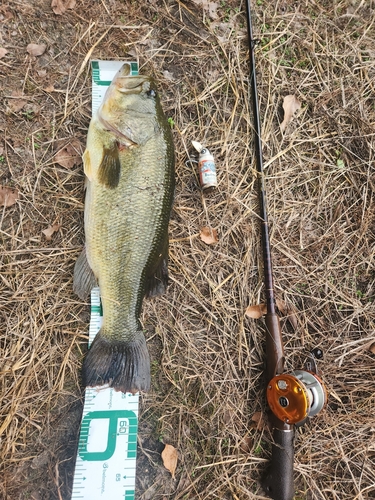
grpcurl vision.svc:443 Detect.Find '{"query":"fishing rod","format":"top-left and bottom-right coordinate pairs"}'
top-left (244, 3), bottom-right (327, 499)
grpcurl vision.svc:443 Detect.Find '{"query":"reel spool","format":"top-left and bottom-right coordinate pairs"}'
top-left (267, 370), bottom-right (327, 426)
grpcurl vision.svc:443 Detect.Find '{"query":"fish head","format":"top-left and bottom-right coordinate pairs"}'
top-left (101, 63), bottom-right (160, 117)
top-left (97, 63), bottom-right (163, 145)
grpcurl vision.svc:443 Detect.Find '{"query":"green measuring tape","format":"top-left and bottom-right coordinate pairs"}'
top-left (71, 61), bottom-right (139, 500)
top-left (71, 287), bottom-right (139, 500)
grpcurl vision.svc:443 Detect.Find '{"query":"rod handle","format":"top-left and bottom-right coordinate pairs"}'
top-left (262, 428), bottom-right (295, 500)
top-left (265, 313), bottom-right (285, 380)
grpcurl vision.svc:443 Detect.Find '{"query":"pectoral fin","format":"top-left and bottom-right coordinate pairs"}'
top-left (98, 143), bottom-right (121, 189)
top-left (83, 149), bottom-right (93, 181)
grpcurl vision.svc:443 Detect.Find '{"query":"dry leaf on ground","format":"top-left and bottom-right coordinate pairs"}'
top-left (0, 186), bottom-right (19, 207)
top-left (8, 99), bottom-right (28, 113)
top-left (42, 223), bottom-right (61, 241)
top-left (276, 298), bottom-right (298, 330)
top-left (27, 43), bottom-right (47, 57)
top-left (251, 411), bottom-right (262, 423)
top-left (368, 343), bottom-right (375, 355)
top-left (191, 0), bottom-right (219, 20)
top-left (0, 48), bottom-right (8, 58)
top-left (285, 310), bottom-right (298, 330)
top-left (54, 139), bottom-right (82, 169)
top-left (161, 444), bottom-right (178, 479)
top-left (200, 226), bottom-right (218, 245)
top-left (51, 0), bottom-right (76, 15)
top-left (0, 7), bottom-right (13, 20)
top-left (250, 411), bottom-right (268, 430)
top-left (239, 436), bottom-right (253, 453)
top-left (280, 94), bottom-right (301, 132)
top-left (163, 70), bottom-right (175, 81)
top-left (276, 298), bottom-right (286, 314)
top-left (24, 103), bottom-right (40, 118)
top-left (245, 303), bottom-right (267, 319)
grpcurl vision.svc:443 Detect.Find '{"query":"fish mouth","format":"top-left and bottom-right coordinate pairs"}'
top-left (115, 77), bottom-right (152, 94)
top-left (113, 64), bottom-right (151, 93)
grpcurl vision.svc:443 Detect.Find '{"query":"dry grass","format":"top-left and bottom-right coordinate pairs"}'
top-left (1, 0), bottom-right (375, 499)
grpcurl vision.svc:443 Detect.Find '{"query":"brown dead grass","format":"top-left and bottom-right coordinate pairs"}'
top-left (1, 0), bottom-right (375, 499)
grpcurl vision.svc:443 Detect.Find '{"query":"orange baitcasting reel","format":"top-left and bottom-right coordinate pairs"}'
top-left (267, 354), bottom-right (327, 426)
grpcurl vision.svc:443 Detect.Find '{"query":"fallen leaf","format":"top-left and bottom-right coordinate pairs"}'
top-left (199, 226), bottom-right (218, 245)
top-left (0, 186), bottom-right (19, 207)
top-left (276, 298), bottom-right (286, 314)
top-left (245, 303), bottom-right (267, 319)
top-left (239, 436), bottom-right (253, 453)
top-left (0, 47), bottom-right (8, 59)
top-left (223, 408), bottom-right (233, 425)
top-left (44, 85), bottom-right (55, 93)
top-left (161, 444), bottom-right (177, 479)
top-left (286, 311), bottom-right (298, 330)
top-left (42, 223), bottom-right (61, 241)
top-left (250, 411), bottom-right (268, 430)
top-left (369, 343), bottom-right (375, 355)
top-left (24, 103), bottom-right (41, 118)
top-left (31, 450), bottom-right (49, 470)
top-left (191, 0), bottom-right (219, 20)
top-left (251, 411), bottom-right (262, 423)
top-left (0, 7), bottom-right (13, 20)
top-left (54, 139), bottom-right (82, 169)
top-left (11, 90), bottom-right (24, 98)
top-left (163, 70), bottom-right (175, 81)
top-left (126, 48), bottom-right (138, 59)
top-left (276, 298), bottom-right (298, 330)
top-left (207, 1), bottom-right (219, 19)
top-left (27, 43), bottom-right (47, 57)
top-left (51, 0), bottom-right (76, 15)
top-left (8, 99), bottom-right (28, 113)
top-left (280, 94), bottom-right (301, 132)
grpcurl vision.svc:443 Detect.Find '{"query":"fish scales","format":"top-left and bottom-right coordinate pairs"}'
top-left (74, 63), bottom-right (175, 393)
top-left (86, 140), bottom-right (173, 337)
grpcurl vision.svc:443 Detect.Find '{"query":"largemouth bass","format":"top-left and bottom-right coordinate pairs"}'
top-left (73, 63), bottom-right (175, 393)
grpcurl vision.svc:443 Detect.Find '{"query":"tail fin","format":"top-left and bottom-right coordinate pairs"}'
top-left (82, 330), bottom-right (150, 393)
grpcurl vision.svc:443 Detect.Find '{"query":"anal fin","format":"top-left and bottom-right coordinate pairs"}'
top-left (145, 237), bottom-right (169, 298)
top-left (73, 247), bottom-right (97, 300)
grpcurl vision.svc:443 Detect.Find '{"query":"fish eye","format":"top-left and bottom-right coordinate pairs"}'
top-left (147, 89), bottom-right (157, 98)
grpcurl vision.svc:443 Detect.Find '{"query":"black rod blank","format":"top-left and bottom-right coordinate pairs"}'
top-left (244, 0), bottom-right (277, 317)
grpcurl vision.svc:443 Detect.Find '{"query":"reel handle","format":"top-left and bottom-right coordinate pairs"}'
top-left (263, 428), bottom-right (295, 500)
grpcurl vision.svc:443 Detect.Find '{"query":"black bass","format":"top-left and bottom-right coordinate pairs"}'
top-left (74, 63), bottom-right (175, 393)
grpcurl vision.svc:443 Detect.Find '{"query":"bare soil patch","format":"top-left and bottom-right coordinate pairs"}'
top-left (1, 1), bottom-right (374, 499)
